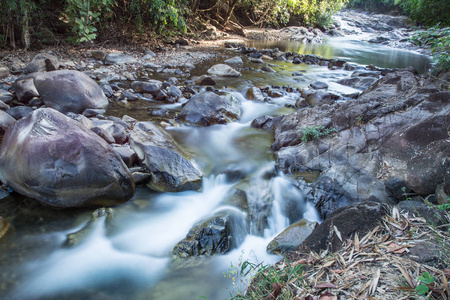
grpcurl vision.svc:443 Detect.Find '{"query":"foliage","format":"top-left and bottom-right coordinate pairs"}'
top-left (395, 0), bottom-right (450, 27)
top-left (346, 0), bottom-right (397, 12)
top-left (301, 126), bottom-right (337, 142)
top-left (227, 258), bottom-right (304, 299)
top-left (411, 26), bottom-right (450, 73)
top-left (127, 0), bottom-right (187, 34)
top-left (415, 272), bottom-right (435, 296)
top-left (285, 0), bottom-right (348, 27)
top-left (437, 201), bottom-right (450, 211)
top-left (64, 0), bottom-right (114, 43)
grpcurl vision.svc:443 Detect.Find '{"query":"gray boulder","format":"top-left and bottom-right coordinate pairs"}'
top-left (105, 53), bottom-right (137, 65)
top-left (34, 70), bottom-right (108, 114)
top-left (23, 53), bottom-right (59, 74)
top-left (0, 110), bottom-right (15, 133)
top-left (131, 80), bottom-right (162, 96)
top-left (305, 91), bottom-right (339, 107)
top-left (207, 64), bottom-right (241, 77)
top-left (129, 122), bottom-right (202, 192)
top-left (0, 90), bottom-right (13, 104)
top-left (224, 56), bottom-right (244, 65)
top-left (14, 76), bottom-right (40, 103)
top-left (6, 106), bottom-right (35, 119)
top-left (0, 108), bottom-right (135, 208)
top-left (267, 219), bottom-right (318, 254)
top-left (178, 92), bottom-right (241, 126)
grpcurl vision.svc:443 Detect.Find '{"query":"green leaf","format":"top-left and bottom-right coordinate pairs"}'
top-left (418, 272), bottom-right (434, 285)
top-left (415, 284), bottom-right (429, 295)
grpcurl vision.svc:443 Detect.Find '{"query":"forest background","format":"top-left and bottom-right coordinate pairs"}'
top-left (0, 0), bottom-right (449, 71)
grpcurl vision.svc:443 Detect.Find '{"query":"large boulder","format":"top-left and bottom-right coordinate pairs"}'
top-left (178, 92), bottom-right (241, 126)
top-left (34, 70), bottom-right (108, 114)
top-left (0, 108), bottom-right (135, 208)
top-left (299, 201), bottom-right (390, 253)
top-left (129, 122), bottom-right (202, 192)
top-left (14, 75), bottom-right (40, 103)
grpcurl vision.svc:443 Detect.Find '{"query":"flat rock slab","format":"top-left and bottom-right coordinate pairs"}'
top-left (105, 53), bottom-right (137, 65)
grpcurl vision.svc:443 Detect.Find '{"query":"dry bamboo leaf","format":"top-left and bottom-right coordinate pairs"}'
top-left (397, 265), bottom-right (415, 288)
top-left (347, 247), bottom-right (354, 264)
top-left (360, 225), bottom-right (380, 244)
top-left (354, 233), bottom-right (360, 252)
top-left (321, 260), bottom-right (335, 268)
top-left (392, 206), bottom-right (400, 220)
top-left (442, 274), bottom-right (448, 297)
top-left (357, 278), bottom-right (372, 296)
top-left (368, 268), bottom-right (381, 296)
top-left (316, 282), bottom-right (337, 289)
top-left (333, 225), bottom-right (343, 242)
top-left (330, 269), bottom-right (343, 274)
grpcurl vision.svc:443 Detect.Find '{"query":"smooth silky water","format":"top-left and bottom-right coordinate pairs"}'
top-left (0, 35), bottom-right (430, 300)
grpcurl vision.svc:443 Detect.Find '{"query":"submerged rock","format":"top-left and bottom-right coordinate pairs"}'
top-left (129, 122), bottom-right (202, 192)
top-left (172, 208), bottom-right (247, 259)
top-left (0, 108), bottom-right (135, 208)
top-left (34, 70), bottom-right (108, 114)
top-left (267, 219), bottom-right (318, 254)
top-left (66, 208), bottom-right (115, 246)
top-left (178, 92), bottom-right (241, 126)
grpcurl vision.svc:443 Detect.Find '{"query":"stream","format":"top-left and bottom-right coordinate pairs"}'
top-left (0, 30), bottom-right (431, 300)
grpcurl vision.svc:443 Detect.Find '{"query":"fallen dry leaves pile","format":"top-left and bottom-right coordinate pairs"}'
top-left (264, 207), bottom-right (450, 300)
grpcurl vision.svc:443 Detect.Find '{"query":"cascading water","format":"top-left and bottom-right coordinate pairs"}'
top-left (0, 30), bottom-right (431, 300)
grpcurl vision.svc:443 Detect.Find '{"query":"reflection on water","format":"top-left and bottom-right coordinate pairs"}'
top-left (247, 36), bottom-right (431, 73)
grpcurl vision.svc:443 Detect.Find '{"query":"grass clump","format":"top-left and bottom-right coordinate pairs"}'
top-left (300, 126), bottom-right (337, 142)
top-left (228, 259), bottom-right (304, 299)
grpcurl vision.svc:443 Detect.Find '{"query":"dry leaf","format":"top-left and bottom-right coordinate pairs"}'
top-left (354, 233), bottom-right (360, 252)
top-left (368, 268), bottom-right (381, 296)
top-left (333, 225), bottom-right (343, 242)
top-left (398, 265), bottom-right (415, 288)
top-left (316, 282), bottom-right (337, 289)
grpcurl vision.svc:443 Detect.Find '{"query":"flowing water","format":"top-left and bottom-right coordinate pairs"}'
top-left (0, 32), bottom-right (430, 300)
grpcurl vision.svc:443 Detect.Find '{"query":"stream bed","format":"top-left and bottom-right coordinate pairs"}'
top-left (0, 32), bottom-right (431, 300)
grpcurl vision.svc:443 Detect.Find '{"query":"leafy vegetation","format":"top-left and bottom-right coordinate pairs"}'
top-left (300, 126), bottom-right (337, 142)
top-left (415, 272), bottom-right (435, 296)
top-left (411, 26), bottom-right (450, 73)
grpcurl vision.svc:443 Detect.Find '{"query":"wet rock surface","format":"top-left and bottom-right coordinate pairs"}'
top-left (267, 219), bottom-right (318, 254)
top-left (172, 208), bottom-right (247, 259)
top-left (272, 69), bottom-right (450, 218)
top-left (129, 122), bottom-right (202, 192)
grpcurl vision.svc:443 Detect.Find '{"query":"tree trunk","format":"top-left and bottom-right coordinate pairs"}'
top-left (222, 0), bottom-right (238, 26)
top-left (21, 6), bottom-right (30, 50)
